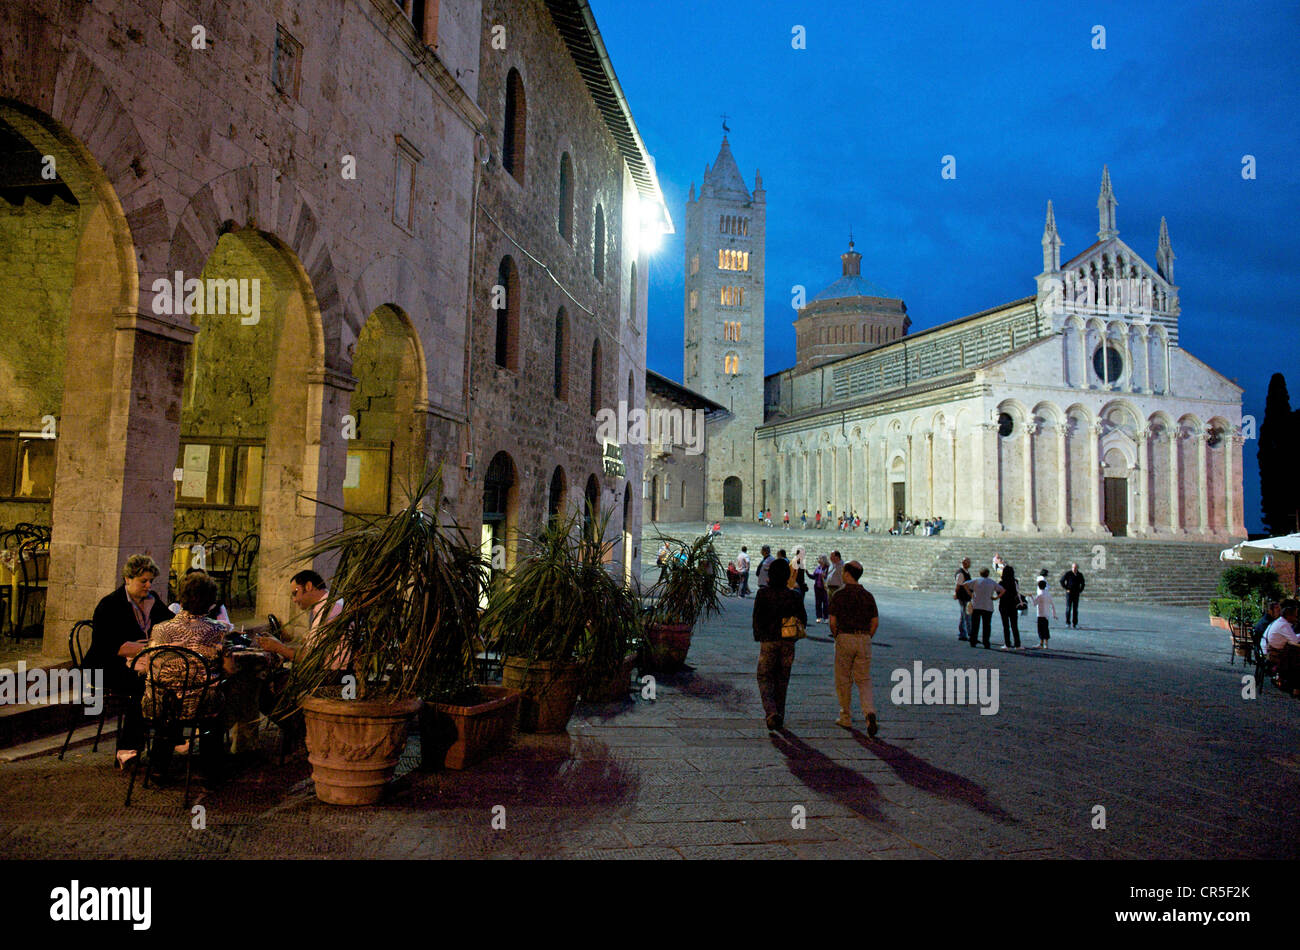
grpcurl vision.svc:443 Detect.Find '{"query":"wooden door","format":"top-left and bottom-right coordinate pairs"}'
top-left (1104, 477), bottom-right (1127, 536)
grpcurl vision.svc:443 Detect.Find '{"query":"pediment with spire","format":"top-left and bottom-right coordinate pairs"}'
top-left (701, 136), bottom-right (752, 200)
top-left (1036, 167), bottom-right (1180, 328)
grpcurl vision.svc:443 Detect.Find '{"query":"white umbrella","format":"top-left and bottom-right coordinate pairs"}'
top-left (1234, 533), bottom-right (1300, 585)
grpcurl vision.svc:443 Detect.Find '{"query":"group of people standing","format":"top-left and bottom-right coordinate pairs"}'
top-left (953, 557), bottom-right (1086, 650)
top-left (743, 544), bottom-right (879, 738)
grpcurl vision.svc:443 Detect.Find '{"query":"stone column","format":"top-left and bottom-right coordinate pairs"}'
top-left (925, 431), bottom-right (935, 518)
top-left (1226, 432), bottom-right (1240, 535)
top-left (1089, 421), bottom-right (1102, 533)
top-left (949, 428), bottom-right (959, 525)
top-left (44, 309), bottom-right (196, 656)
top-left (905, 434), bottom-right (913, 517)
top-left (1022, 422), bottom-right (1036, 531)
top-left (1055, 422), bottom-right (1069, 533)
top-left (1136, 425), bottom-right (1150, 535)
top-left (1167, 430), bottom-right (1180, 533)
top-left (1197, 432), bottom-right (1209, 536)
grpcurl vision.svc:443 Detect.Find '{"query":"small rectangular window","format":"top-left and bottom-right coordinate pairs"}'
top-left (393, 135), bottom-right (422, 232)
top-left (343, 444), bottom-right (393, 515)
top-left (272, 25), bottom-right (303, 100)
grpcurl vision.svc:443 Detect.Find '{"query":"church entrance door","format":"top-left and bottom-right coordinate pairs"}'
top-left (650, 476), bottom-right (658, 522)
top-left (892, 482), bottom-right (906, 524)
top-left (723, 476), bottom-right (743, 518)
top-left (1104, 477), bottom-right (1128, 537)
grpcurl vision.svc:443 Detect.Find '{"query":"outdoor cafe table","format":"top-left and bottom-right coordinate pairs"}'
top-left (222, 645), bottom-right (278, 754)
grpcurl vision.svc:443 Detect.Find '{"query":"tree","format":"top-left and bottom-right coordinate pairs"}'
top-left (1258, 372), bottom-right (1299, 535)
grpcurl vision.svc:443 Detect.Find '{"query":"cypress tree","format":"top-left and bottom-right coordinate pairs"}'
top-left (1258, 373), bottom-right (1299, 535)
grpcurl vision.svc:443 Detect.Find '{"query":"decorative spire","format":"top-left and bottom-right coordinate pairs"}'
top-left (1041, 199), bottom-right (1062, 273)
top-left (1157, 216), bottom-right (1175, 283)
top-left (1098, 165), bottom-right (1118, 241)
top-left (688, 181), bottom-right (696, 202)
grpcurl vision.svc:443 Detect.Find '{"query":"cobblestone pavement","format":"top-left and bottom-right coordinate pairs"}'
top-left (1, 588), bottom-right (1296, 859)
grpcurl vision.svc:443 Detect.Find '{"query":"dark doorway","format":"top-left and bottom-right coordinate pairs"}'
top-left (892, 482), bottom-right (906, 523)
top-left (584, 475), bottom-right (600, 542)
top-left (650, 475), bottom-right (658, 522)
top-left (1104, 477), bottom-right (1127, 536)
top-left (723, 476), bottom-right (742, 518)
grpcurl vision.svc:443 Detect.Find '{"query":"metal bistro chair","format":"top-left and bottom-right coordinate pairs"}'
top-left (204, 536), bottom-right (241, 609)
top-left (15, 537), bottom-right (49, 639)
top-left (59, 620), bottom-right (120, 759)
top-left (126, 645), bottom-right (223, 808)
top-left (235, 534), bottom-right (260, 608)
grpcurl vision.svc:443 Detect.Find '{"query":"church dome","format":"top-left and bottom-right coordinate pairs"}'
top-left (811, 240), bottom-right (894, 301)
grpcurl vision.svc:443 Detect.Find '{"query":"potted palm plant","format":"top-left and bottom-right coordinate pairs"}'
top-left (642, 532), bottom-right (725, 671)
top-left (481, 507), bottom-right (636, 731)
top-left (285, 466), bottom-right (488, 803)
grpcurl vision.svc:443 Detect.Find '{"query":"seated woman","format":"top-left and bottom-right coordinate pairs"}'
top-left (168, 567), bottom-right (233, 630)
top-left (86, 555), bottom-right (174, 769)
top-left (726, 562), bottom-right (742, 594)
top-left (132, 571), bottom-right (228, 773)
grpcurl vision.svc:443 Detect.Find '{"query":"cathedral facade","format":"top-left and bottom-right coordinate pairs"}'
top-left (688, 143), bottom-right (1244, 542)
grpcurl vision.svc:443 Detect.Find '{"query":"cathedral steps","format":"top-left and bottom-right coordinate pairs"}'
top-left (646, 522), bottom-right (1229, 608)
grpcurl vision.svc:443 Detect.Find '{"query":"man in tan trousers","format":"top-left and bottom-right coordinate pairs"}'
top-left (828, 560), bottom-right (879, 737)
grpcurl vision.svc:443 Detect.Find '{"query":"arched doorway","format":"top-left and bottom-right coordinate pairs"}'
top-left (346, 304), bottom-right (426, 522)
top-left (583, 474), bottom-right (600, 543)
top-left (547, 465), bottom-right (566, 526)
top-left (722, 475), bottom-right (743, 518)
top-left (650, 474), bottom-right (659, 522)
top-left (171, 228), bottom-right (322, 615)
top-left (483, 451), bottom-right (516, 579)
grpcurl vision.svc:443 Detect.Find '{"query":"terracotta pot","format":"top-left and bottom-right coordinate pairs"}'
top-left (301, 695), bottom-right (422, 805)
top-left (1209, 615), bottom-right (1231, 630)
top-left (502, 657), bottom-right (582, 733)
top-left (420, 685), bottom-right (522, 770)
top-left (645, 622), bottom-right (694, 671)
top-left (583, 653), bottom-right (638, 703)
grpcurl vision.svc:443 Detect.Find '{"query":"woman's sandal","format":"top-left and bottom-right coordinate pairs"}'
top-left (114, 750), bottom-right (138, 771)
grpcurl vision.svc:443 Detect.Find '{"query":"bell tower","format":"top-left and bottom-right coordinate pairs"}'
top-left (683, 133), bottom-right (766, 519)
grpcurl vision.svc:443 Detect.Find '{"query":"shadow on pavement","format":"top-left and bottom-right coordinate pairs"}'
top-left (854, 734), bottom-right (1015, 822)
top-left (663, 670), bottom-right (753, 712)
top-left (769, 729), bottom-right (888, 823)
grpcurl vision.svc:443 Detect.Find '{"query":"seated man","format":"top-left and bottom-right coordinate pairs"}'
top-left (1254, 600), bottom-right (1281, 653)
top-left (87, 555), bottom-right (175, 769)
top-left (1264, 600), bottom-right (1300, 693)
top-left (255, 569), bottom-right (345, 670)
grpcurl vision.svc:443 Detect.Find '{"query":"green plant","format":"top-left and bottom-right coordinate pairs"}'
top-left (1217, 565), bottom-right (1284, 601)
top-left (1209, 597), bottom-right (1243, 619)
top-left (286, 466), bottom-right (487, 706)
top-left (481, 507), bottom-right (639, 675)
top-left (645, 532), bottom-right (725, 627)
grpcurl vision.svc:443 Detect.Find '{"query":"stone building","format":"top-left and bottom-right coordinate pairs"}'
top-left (682, 136), bottom-right (765, 519)
top-left (745, 166), bottom-right (1244, 540)
top-left (642, 370), bottom-right (729, 524)
top-left (0, 0), bottom-right (668, 655)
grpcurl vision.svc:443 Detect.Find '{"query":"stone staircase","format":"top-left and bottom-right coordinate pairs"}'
top-left (645, 521), bottom-right (1228, 608)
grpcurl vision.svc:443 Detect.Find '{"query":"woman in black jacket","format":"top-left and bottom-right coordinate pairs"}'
top-left (752, 558), bottom-right (807, 730)
top-left (998, 564), bottom-right (1022, 649)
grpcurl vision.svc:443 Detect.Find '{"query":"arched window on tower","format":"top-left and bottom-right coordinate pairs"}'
top-left (593, 203), bottom-right (605, 281)
top-left (502, 69), bottom-right (526, 183)
top-left (553, 307), bottom-right (567, 399)
top-left (557, 152), bottom-right (574, 243)
top-left (494, 256), bottom-right (519, 370)
top-left (590, 338), bottom-right (602, 416)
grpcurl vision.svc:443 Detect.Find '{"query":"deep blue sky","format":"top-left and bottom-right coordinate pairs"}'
top-left (591, 0), bottom-right (1300, 535)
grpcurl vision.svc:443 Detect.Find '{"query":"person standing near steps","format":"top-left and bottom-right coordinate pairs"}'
top-left (1060, 563), bottom-right (1085, 628)
top-left (752, 558), bottom-right (806, 731)
top-left (954, 557), bottom-right (972, 642)
top-left (829, 561), bottom-right (879, 737)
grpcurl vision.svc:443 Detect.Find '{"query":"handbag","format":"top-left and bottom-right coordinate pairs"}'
top-left (780, 615), bottom-right (807, 640)
top-left (1017, 594), bottom-right (1029, 613)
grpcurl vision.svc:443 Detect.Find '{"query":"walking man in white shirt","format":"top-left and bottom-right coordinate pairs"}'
top-left (735, 546), bottom-right (751, 598)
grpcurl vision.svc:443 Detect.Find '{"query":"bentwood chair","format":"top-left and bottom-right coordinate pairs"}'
top-left (126, 645), bottom-right (224, 809)
top-left (14, 538), bottom-right (49, 638)
top-left (59, 620), bottom-right (120, 760)
top-left (235, 534), bottom-right (260, 608)
top-left (204, 536), bottom-right (241, 608)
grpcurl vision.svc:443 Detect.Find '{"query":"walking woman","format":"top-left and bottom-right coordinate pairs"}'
top-left (753, 559), bottom-right (806, 731)
top-left (999, 564), bottom-right (1023, 649)
top-left (790, 547), bottom-right (808, 595)
top-left (812, 554), bottom-right (830, 623)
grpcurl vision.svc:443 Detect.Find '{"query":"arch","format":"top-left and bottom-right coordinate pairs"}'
top-left (583, 473), bottom-right (600, 542)
top-left (502, 68), bottom-right (526, 183)
top-left (553, 306), bottom-right (568, 399)
top-left (722, 475), bottom-right (743, 517)
top-left (495, 255), bottom-right (520, 371)
top-left (593, 202), bottom-right (605, 281)
top-left (483, 450), bottom-right (518, 573)
top-left (589, 337), bottom-right (602, 415)
top-left (557, 151), bottom-right (574, 243)
top-left (341, 253), bottom-right (431, 401)
top-left (547, 464), bottom-right (566, 523)
top-left (348, 304), bottom-right (428, 516)
top-left (167, 165), bottom-right (341, 371)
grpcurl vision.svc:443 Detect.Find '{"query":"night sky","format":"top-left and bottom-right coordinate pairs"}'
top-left (590, 0), bottom-right (1300, 535)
